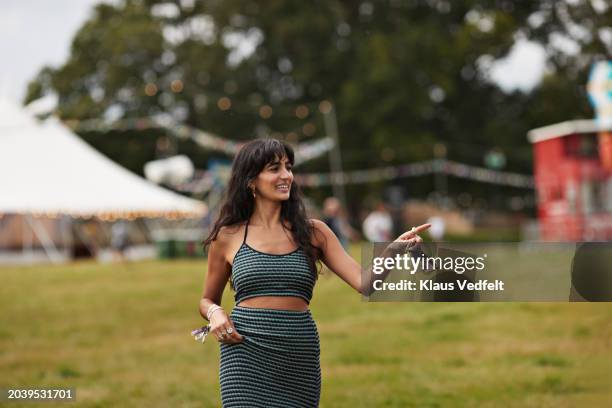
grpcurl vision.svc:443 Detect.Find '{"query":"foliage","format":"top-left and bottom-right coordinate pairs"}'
top-left (23, 0), bottom-right (612, 210)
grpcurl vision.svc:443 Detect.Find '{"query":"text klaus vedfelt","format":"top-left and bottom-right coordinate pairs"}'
top-left (371, 253), bottom-right (505, 292)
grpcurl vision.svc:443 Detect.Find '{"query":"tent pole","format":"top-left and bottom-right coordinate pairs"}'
top-left (23, 214), bottom-right (33, 262)
top-left (136, 218), bottom-right (152, 242)
top-left (26, 216), bottom-right (64, 263)
top-left (61, 215), bottom-right (74, 260)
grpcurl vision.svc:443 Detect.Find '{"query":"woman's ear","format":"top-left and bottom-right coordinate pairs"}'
top-left (247, 182), bottom-right (256, 198)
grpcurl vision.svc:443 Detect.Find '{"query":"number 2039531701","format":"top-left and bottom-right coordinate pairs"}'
top-left (2, 388), bottom-right (75, 401)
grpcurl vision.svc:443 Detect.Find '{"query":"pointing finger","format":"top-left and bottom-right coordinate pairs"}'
top-left (411, 223), bottom-right (431, 235)
top-left (398, 224), bottom-right (431, 240)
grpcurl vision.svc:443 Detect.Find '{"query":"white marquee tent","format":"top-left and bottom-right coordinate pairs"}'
top-left (0, 99), bottom-right (207, 262)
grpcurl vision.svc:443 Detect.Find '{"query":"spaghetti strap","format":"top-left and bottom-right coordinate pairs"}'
top-left (242, 220), bottom-right (249, 244)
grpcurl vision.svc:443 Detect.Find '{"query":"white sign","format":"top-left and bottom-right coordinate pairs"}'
top-left (587, 61), bottom-right (612, 127)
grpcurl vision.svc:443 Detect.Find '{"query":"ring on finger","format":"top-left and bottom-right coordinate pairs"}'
top-left (227, 327), bottom-right (234, 334)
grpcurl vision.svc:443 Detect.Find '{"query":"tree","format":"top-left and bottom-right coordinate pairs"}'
top-left (24, 0), bottom-right (612, 211)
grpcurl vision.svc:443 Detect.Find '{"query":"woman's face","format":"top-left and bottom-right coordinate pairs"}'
top-left (251, 155), bottom-right (293, 201)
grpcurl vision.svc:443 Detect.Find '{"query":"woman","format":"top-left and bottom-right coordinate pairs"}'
top-left (199, 139), bottom-right (428, 407)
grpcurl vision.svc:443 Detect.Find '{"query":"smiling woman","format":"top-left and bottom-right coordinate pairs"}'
top-left (249, 155), bottom-right (293, 200)
top-left (197, 138), bottom-right (427, 407)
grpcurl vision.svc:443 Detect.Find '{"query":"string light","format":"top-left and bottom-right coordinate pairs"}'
top-left (318, 100), bottom-right (332, 114)
top-left (217, 97), bottom-right (232, 111)
top-left (295, 105), bottom-right (309, 119)
top-left (145, 83), bottom-right (158, 96)
top-left (286, 132), bottom-right (298, 143)
top-left (259, 105), bottom-right (273, 119)
top-left (302, 122), bottom-right (316, 136)
top-left (171, 79), bottom-right (184, 93)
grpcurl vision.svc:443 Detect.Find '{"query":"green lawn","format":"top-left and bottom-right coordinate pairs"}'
top-left (1, 254), bottom-right (611, 407)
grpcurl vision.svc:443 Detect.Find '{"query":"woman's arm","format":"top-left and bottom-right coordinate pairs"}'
top-left (311, 219), bottom-right (428, 296)
top-left (199, 238), bottom-right (229, 317)
top-left (199, 231), bottom-right (243, 343)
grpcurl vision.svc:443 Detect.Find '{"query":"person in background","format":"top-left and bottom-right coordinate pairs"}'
top-left (362, 202), bottom-right (393, 242)
top-left (110, 220), bottom-right (129, 262)
top-left (322, 196), bottom-right (357, 248)
top-left (426, 215), bottom-right (446, 241)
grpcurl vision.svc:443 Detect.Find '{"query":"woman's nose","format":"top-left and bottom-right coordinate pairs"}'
top-left (280, 167), bottom-right (292, 179)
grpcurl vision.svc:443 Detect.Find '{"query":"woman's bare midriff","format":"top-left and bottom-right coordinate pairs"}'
top-left (238, 296), bottom-right (308, 311)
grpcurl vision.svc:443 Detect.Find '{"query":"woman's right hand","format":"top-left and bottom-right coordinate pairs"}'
top-left (209, 310), bottom-right (244, 344)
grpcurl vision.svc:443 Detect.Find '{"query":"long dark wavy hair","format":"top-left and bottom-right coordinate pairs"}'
top-left (203, 139), bottom-right (322, 282)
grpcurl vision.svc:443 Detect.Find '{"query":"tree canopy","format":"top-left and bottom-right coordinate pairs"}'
top-left (24, 0), bottom-right (612, 210)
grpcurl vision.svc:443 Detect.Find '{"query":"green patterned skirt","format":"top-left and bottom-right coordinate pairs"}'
top-left (220, 306), bottom-right (321, 407)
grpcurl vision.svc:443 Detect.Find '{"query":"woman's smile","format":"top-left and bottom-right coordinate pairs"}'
top-left (275, 183), bottom-right (290, 193)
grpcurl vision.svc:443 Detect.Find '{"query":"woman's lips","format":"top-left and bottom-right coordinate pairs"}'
top-left (275, 184), bottom-right (290, 192)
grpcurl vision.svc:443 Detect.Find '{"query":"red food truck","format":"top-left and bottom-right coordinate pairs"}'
top-left (528, 120), bottom-right (612, 241)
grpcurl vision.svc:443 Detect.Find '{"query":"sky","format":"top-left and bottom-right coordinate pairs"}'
top-left (0, 0), bottom-right (546, 105)
top-left (0, 0), bottom-right (115, 103)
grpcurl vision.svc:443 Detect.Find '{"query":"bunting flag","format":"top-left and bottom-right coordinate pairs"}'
top-left (65, 118), bottom-right (533, 188)
top-left (173, 159), bottom-right (533, 193)
top-left (175, 159), bottom-right (533, 194)
top-left (66, 117), bottom-right (333, 164)
top-left (295, 159), bottom-right (534, 188)
top-left (294, 137), bottom-right (335, 165)
top-left (176, 125), bottom-right (244, 155)
top-left (67, 117), bottom-right (244, 154)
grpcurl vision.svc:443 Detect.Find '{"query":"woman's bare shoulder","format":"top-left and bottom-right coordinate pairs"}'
top-left (309, 218), bottom-right (331, 232)
top-left (309, 218), bottom-right (333, 246)
top-left (216, 222), bottom-right (247, 243)
top-left (209, 223), bottom-right (246, 263)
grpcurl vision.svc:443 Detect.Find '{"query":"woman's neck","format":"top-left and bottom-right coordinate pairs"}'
top-left (251, 199), bottom-right (282, 229)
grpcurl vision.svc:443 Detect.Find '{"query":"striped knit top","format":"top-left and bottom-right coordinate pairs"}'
top-left (231, 221), bottom-right (316, 305)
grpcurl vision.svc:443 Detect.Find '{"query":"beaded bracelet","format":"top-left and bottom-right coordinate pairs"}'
top-left (206, 304), bottom-right (223, 321)
top-left (191, 304), bottom-right (223, 344)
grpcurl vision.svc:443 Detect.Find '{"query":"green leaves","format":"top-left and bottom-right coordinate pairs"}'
top-left (23, 0), bottom-right (610, 207)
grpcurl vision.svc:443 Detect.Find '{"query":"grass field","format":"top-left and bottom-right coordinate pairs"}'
top-left (1, 250), bottom-right (611, 407)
